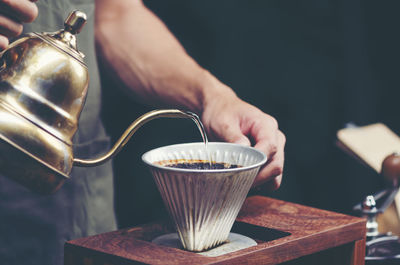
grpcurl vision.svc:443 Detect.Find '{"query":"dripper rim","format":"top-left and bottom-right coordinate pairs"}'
top-left (142, 142), bottom-right (268, 173)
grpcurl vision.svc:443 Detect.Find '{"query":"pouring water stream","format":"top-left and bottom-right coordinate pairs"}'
top-left (186, 112), bottom-right (212, 167)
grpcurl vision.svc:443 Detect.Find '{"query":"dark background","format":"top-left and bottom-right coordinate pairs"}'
top-left (101, 0), bottom-right (400, 228)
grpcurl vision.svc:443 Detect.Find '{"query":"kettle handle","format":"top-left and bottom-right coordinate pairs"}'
top-left (73, 109), bottom-right (197, 167)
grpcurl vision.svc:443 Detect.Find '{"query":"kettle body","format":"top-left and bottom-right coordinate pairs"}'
top-left (0, 11), bottom-right (199, 194)
top-left (0, 11), bottom-right (89, 193)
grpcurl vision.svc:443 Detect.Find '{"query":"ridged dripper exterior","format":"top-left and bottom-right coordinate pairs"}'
top-left (143, 142), bottom-right (267, 252)
top-left (151, 167), bottom-right (259, 251)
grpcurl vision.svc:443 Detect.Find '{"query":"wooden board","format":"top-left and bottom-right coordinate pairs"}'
top-left (65, 196), bottom-right (366, 265)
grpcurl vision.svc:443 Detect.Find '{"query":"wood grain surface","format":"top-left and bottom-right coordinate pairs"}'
top-left (65, 196), bottom-right (366, 265)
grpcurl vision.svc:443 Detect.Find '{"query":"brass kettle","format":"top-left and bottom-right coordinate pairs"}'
top-left (0, 11), bottom-right (196, 194)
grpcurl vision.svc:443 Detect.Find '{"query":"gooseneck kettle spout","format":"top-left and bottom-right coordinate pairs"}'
top-left (0, 10), bottom-right (200, 194)
top-left (73, 109), bottom-right (197, 167)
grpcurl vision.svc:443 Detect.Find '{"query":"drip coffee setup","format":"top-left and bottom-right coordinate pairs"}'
top-left (0, 10), bottom-right (368, 265)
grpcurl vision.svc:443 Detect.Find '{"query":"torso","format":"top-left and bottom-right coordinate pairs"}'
top-left (0, 1), bottom-right (117, 265)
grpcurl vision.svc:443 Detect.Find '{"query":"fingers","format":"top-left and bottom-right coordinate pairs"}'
top-left (0, 14), bottom-right (23, 38)
top-left (268, 174), bottom-right (282, 191)
top-left (0, 0), bottom-right (38, 23)
top-left (253, 130), bottom-right (286, 190)
top-left (0, 0), bottom-right (38, 50)
top-left (220, 121), bottom-right (251, 146)
top-left (201, 92), bottom-right (285, 191)
top-left (0, 34), bottom-right (9, 50)
top-left (253, 114), bottom-right (279, 158)
top-left (204, 106), bottom-right (252, 146)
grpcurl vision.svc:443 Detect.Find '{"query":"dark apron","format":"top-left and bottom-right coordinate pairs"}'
top-left (0, 1), bottom-right (117, 264)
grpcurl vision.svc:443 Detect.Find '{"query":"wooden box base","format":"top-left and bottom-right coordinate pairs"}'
top-left (65, 196), bottom-right (366, 265)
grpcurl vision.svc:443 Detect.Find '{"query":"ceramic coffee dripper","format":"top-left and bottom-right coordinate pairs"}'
top-left (142, 142), bottom-right (267, 252)
top-left (0, 10), bottom-right (196, 194)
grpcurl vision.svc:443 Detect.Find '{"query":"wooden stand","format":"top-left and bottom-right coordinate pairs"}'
top-left (64, 196), bottom-right (366, 265)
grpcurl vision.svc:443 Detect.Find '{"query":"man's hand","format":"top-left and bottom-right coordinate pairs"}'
top-left (202, 80), bottom-right (285, 191)
top-left (95, 0), bottom-right (285, 191)
top-left (0, 0), bottom-right (38, 50)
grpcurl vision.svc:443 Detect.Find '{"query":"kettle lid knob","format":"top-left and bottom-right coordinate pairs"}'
top-left (64, 10), bottom-right (87, 35)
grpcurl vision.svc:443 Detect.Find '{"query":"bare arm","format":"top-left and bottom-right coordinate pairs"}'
top-left (94, 0), bottom-right (232, 114)
top-left (99, 0), bottom-right (286, 189)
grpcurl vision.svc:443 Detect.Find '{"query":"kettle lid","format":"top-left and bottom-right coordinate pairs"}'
top-left (33, 10), bottom-right (87, 64)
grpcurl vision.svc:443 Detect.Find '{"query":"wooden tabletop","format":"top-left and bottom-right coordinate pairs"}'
top-left (65, 196), bottom-right (366, 265)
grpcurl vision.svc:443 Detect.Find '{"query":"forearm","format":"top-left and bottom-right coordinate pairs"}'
top-left (96, 0), bottom-right (284, 190)
top-left (94, 0), bottom-right (236, 114)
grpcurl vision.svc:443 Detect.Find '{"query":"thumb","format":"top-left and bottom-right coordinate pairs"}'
top-left (233, 136), bottom-right (251, 146)
top-left (222, 124), bottom-right (251, 146)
